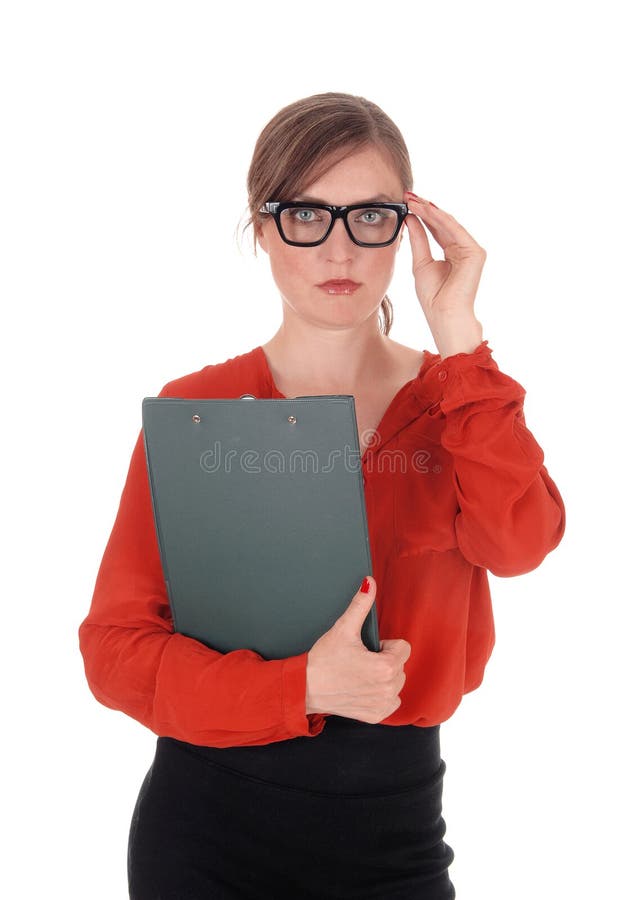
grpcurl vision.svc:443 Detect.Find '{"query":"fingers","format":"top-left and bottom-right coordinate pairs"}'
top-left (404, 209), bottom-right (434, 273)
top-left (404, 191), bottom-right (486, 258)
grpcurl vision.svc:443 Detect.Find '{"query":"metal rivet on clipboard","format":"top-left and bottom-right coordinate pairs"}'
top-left (238, 392), bottom-right (296, 424)
top-left (192, 414), bottom-right (201, 423)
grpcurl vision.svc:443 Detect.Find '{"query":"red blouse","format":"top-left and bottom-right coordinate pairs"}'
top-left (78, 340), bottom-right (565, 747)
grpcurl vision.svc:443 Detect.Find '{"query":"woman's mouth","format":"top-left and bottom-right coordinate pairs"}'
top-left (317, 279), bottom-right (362, 295)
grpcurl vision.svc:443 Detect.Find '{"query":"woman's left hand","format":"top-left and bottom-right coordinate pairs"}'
top-left (403, 192), bottom-right (486, 324)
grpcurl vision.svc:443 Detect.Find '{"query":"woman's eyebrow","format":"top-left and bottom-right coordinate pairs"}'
top-left (292, 193), bottom-right (395, 204)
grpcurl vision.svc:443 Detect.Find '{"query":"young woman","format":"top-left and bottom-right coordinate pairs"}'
top-left (79, 91), bottom-right (566, 899)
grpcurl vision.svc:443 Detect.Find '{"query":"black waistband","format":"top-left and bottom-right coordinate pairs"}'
top-left (158, 716), bottom-right (442, 796)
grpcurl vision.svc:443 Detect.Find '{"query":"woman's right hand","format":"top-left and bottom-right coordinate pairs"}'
top-left (305, 576), bottom-right (411, 724)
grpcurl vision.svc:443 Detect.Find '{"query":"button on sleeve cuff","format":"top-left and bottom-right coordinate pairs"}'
top-left (413, 339), bottom-right (498, 413)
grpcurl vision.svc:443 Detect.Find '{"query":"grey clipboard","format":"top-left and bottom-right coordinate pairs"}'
top-left (141, 393), bottom-right (380, 660)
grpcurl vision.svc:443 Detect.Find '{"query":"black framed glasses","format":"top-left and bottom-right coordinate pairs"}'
top-left (259, 201), bottom-right (409, 248)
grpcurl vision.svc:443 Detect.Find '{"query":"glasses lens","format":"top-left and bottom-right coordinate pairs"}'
top-left (347, 207), bottom-right (399, 245)
top-left (280, 206), bottom-right (332, 244)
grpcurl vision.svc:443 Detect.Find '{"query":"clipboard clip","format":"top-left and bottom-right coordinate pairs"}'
top-left (237, 392), bottom-right (297, 425)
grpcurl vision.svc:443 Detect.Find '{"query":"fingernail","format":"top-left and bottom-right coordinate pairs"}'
top-left (429, 201), bottom-right (439, 209)
top-left (405, 191), bottom-right (418, 198)
top-left (360, 577), bottom-right (370, 593)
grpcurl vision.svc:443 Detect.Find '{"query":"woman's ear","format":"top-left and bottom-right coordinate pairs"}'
top-left (256, 221), bottom-right (268, 255)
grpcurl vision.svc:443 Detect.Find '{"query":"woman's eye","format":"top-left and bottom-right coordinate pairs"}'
top-left (293, 208), bottom-right (317, 222)
top-left (357, 209), bottom-right (388, 225)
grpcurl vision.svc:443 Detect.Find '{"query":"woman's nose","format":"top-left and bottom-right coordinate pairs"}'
top-left (323, 217), bottom-right (354, 262)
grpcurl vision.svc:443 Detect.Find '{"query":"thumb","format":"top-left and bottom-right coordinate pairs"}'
top-left (339, 576), bottom-right (376, 633)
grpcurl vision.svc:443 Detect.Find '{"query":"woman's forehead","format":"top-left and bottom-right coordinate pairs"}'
top-left (299, 147), bottom-right (402, 199)
top-left (292, 191), bottom-right (397, 205)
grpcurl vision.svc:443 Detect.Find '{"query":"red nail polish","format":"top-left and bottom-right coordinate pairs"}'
top-left (406, 191), bottom-right (418, 198)
top-left (360, 577), bottom-right (370, 593)
top-left (429, 201), bottom-right (439, 209)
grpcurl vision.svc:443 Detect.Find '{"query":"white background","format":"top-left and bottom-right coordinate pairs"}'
top-left (2, 1), bottom-right (638, 897)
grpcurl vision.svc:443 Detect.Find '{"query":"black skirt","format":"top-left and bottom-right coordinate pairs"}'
top-left (128, 715), bottom-right (456, 899)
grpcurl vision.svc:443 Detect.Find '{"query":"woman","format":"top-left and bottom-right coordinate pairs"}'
top-left (79, 92), bottom-right (566, 899)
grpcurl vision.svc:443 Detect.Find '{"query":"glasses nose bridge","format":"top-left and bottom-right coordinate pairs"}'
top-left (324, 206), bottom-right (354, 245)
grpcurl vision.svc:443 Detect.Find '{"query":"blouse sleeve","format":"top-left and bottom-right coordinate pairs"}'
top-left (78, 387), bottom-right (327, 748)
top-left (413, 340), bottom-right (566, 577)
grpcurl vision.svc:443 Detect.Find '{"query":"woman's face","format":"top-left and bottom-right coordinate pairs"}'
top-left (256, 144), bottom-right (406, 330)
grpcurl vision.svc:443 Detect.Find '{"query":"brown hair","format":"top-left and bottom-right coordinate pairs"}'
top-left (238, 92), bottom-right (414, 336)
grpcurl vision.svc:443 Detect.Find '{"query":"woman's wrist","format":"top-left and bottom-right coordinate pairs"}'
top-left (428, 314), bottom-right (484, 360)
